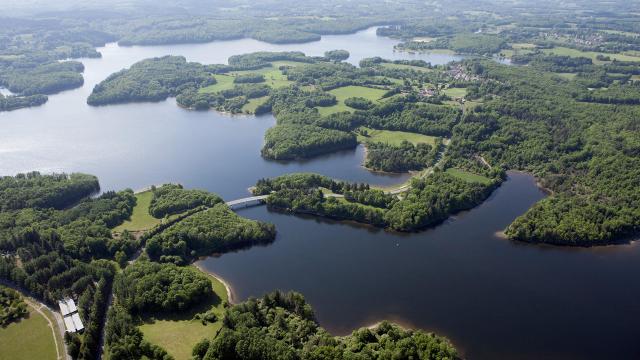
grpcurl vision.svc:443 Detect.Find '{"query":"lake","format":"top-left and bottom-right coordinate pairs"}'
top-left (199, 172), bottom-right (640, 360)
top-left (2, 26), bottom-right (639, 360)
top-left (0, 26), bottom-right (463, 199)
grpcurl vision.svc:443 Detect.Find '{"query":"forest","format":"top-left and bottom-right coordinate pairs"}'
top-left (113, 261), bottom-right (212, 314)
top-left (87, 56), bottom-right (214, 105)
top-left (146, 204), bottom-right (276, 264)
top-left (193, 290), bottom-right (457, 360)
top-left (148, 184), bottom-right (223, 218)
top-left (0, 286), bottom-right (28, 327)
top-left (364, 140), bottom-right (441, 172)
top-left (254, 171), bottom-right (500, 231)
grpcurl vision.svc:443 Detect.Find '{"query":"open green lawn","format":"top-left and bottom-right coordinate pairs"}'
top-left (446, 168), bottom-right (492, 185)
top-left (199, 74), bottom-right (235, 94)
top-left (0, 307), bottom-right (57, 360)
top-left (114, 190), bottom-right (161, 232)
top-left (139, 266), bottom-right (228, 360)
top-left (242, 95), bottom-right (269, 114)
top-left (317, 85), bottom-right (388, 116)
top-left (542, 47), bottom-right (640, 63)
top-left (556, 73), bottom-right (577, 80)
top-left (443, 87), bottom-right (467, 98)
top-left (357, 127), bottom-right (439, 146)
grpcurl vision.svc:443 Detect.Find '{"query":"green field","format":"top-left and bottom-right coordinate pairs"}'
top-left (556, 73), bottom-right (577, 80)
top-left (0, 307), bottom-right (58, 360)
top-left (317, 85), bottom-right (387, 116)
top-left (199, 74), bottom-right (235, 93)
top-left (242, 95), bottom-right (269, 114)
top-left (200, 62), bottom-right (298, 95)
top-left (443, 87), bottom-right (468, 98)
top-left (446, 168), bottom-right (492, 185)
top-left (357, 127), bottom-right (439, 146)
top-left (139, 266), bottom-right (229, 360)
top-left (542, 47), bottom-right (640, 63)
top-left (114, 190), bottom-right (161, 232)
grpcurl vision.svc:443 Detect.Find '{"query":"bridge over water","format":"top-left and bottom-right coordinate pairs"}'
top-left (226, 195), bottom-right (269, 210)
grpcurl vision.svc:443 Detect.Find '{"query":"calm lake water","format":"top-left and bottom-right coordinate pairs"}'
top-left (2, 27), bottom-right (639, 359)
top-left (199, 172), bottom-right (640, 360)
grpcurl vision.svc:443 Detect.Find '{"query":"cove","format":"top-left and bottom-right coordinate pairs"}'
top-left (198, 172), bottom-right (640, 360)
top-left (0, 27), bottom-right (461, 198)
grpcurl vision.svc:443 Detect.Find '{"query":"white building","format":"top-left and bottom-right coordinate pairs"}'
top-left (71, 313), bottom-right (84, 332)
top-left (59, 298), bottom-right (84, 333)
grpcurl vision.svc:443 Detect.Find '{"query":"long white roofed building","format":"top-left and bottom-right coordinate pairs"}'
top-left (58, 298), bottom-right (84, 333)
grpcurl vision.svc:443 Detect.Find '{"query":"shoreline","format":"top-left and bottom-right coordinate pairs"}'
top-left (193, 262), bottom-right (235, 304)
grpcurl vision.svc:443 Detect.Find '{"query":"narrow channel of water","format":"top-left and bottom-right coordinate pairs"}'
top-left (199, 172), bottom-right (640, 360)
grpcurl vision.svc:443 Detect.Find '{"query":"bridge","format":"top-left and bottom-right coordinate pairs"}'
top-left (226, 195), bottom-right (269, 210)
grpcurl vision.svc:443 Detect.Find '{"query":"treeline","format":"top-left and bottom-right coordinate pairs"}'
top-left (0, 172), bottom-right (99, 211)
top-left (113, 260), bottom-right (212, 314)
top-left (87, 56), bottom-right (215, 106)
top-left (149, 184), bottom-right (223, 218)
top-left (261, 124), bottom-right (358, 160)
top-left (146, 204), bottom-right (276, 264)
top-left (396, 33), bottom-right (507, 55)
top-left (177, 83), bottom-right (270, 113)
top-left (255, 172), bottom-right (499, 231)
top-left (104, 304), bottom-right (172, 360)
top-left (0, 61), bottom-right (85, 96)
top-left (385, 172), bottom-right (499, 231)
top-left (0, 286), bottom-right (28, 326)
top-left (364, 140), bottom-right (441, 172)
top-left (511, 53), bottom-right (594, 72)
top-left (0, 93), bottom-right (48, 112)
top-left (576, 83), bottom-right (640, 104)
top-left (193, 290), bottom-right (457, 360)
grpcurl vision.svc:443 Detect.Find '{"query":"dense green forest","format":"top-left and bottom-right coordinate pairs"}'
top-left (113, 261), bottom-right (212, 313)
top-left (262, 124), bottom-right (358, 160)
top-left (146, 204), bottom-right (276, 264)
top-left (149, 184), bottom-right (223, 218)
top-left (364, 140), bottom-right (441, 172)
top-left (0, 173), bottom-right (129, 359)
top-left (0, 173), bottom-right (280, 359)
top-left (193, 290), bottom-right (457, 360)
top-left (87, 56), bottom-right (214, 105)
top-left (254, 172), bottom-right (500, 230)
top-left (0, 286), bottom-right (28, 326)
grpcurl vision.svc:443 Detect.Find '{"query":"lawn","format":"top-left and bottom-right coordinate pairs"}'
top-left (114, 190), bottom-right (161, 232)
top-left (242, 95), bottom-right (269, 114)
top-left (317, 85), bottom-right (387, 116)
top-left (199, 74), bottom-right (235, 94)
top-left (357, 127), bottom-right (439, 146)
top-left (446, 168), bottom-right (492, 185)
top-left (542, 47), bottom-right (640, 63)
top-left (556, 73), bottom-right (577, 80)
top-left (443, 87), bottom-right (467, 98)
top-left (0, 307), bottom-right (58, 360)
top-left (139, 266), bottom-right (229, 360)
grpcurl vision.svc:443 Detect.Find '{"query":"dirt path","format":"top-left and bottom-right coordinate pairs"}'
top-left (23, 298), bottom-right (66, 360)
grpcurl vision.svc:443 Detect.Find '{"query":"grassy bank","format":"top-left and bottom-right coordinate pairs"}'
top-left (0, 306), bottom-right (58, 360)
top-left (357, 127), bottom-right (439, 146)
top-left (139, 266), bottom-right (229, 360)
top-left (317, 85), bottom-right (387, 116)
top-left (114, 190), bottom-right (162, 232)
